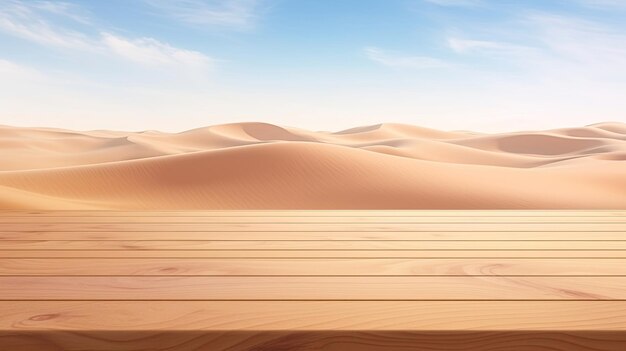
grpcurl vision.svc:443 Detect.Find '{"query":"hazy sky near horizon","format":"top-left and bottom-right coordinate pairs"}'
top-left (1, 0), bottom-right (626, 132)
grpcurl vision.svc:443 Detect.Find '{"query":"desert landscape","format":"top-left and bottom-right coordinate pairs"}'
top-left (0, 122), bottom-right (624, 209)
top-left (4, 1), bottom-right (626, 349)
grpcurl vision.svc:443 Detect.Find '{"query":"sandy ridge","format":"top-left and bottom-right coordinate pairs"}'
top-left (0, 122), bottom-right (624, 209)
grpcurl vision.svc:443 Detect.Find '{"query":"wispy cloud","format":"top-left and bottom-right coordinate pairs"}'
top-left (143, 0), bottom-right (262, 29)
top-left (0, 58), bottom-right (45, 81)
top-left (365, 47), bottom-right (450, 69)
top-left (528, 14), bottom-right (626, 71)
top-left (102, 33), bottom-right (213, 69)
top-left (0, 0), bottom-right (214, 71)
top-left (447, 38), bottom-right (537, 59)
top-left (0, 0), bottom-right (92, 49)
top-left (577, 0), bottom-right (626, 9)
top-left (423, 0), bottom-right (483, 7)
top-left (440, 12), bottom-right (626, 82)
top-left (28, 1), bottom-right (91, 24)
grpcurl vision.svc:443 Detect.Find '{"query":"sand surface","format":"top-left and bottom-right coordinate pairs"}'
top-left (0, 122), bottom-right (624, 209)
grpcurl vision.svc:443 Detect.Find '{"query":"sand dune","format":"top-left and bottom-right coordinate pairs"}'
top-left (0, 122), bottom-right (624, 209)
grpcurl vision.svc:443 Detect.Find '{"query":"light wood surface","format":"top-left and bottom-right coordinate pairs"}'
top-left (3, 276), bottom-right (626, 300)
top-left (3, 249), bottom-right (626, 258)
top-left (1, 258), bottom-right (624, 276)
top-left (5, 216), bottom-right (626, 223)
top-left (5, 222), bottom-right (626, 231)
top-left (4, 301), bottom-right (626, 330)
top-left (4, 231), bottom-right (626, 240)
top-left (4, 239), bottom-right (626, 250)
top-left (4, 210), bottom-right (626, 216)
top-left (1, 211), bottom-right (626, 350)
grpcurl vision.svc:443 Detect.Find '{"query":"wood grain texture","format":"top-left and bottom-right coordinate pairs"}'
top-left (1, 210), bottom-right (626, 350)
top-left (2, 210), bottom-right (625, 216)
top-left (4, 301), bottom-right (626, 330)
top-left (2, 258), bottom-right (625, 276)
top-left (3, 276), bottom-right (626, 300)
top-left (3, 249), bottom-right (626, 258)
top-left (3, 240), bottom-right (626, 250)
top-left (3, 231), bottom-right (625, 241)
top-left (4, 222), bottom-right (626, 231)
top-left (3, 330), bottom-right (626, 351)
top-left (4, 216), bottom-right (626, 223)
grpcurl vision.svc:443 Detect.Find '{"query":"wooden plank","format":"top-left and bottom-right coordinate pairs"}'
top-left (3, 223), bottom-right (626, 231)
top-left (2, 231), bottom-right (625, 241)
top-left (2, 258), bottom-right (626, 276)
top-left (3, 301), bottom-right (626, 330)
top-left (4, 330), bottom-right (626, 351)
top-left (0, 232), bottom-right (622, 241)
top-left (4, 301), bottom-right (626, 350)
top-left (2, 211), bottom-right (625, 351)
top-left (2, 210), bottom-right (625, 216)
top-left (3, 240), bottom-right (626, 250)
top-left (2, 250), bottom-right (625, 258)
top-left (2, 276), bottom-right (626, 300)
top-left (4, 216), bottom-right (626, 223)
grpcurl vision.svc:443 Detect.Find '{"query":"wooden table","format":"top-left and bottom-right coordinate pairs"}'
top-left (1, 210), bottom-right (626, 350)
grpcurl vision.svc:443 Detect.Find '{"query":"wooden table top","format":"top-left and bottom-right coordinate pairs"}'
top-left (1, 210), bottom-right (626, 350)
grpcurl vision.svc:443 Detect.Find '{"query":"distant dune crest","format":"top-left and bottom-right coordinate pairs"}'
top-left (0, 122), bottom-right (624, 209)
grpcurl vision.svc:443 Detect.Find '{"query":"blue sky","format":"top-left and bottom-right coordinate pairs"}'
top-left (1, 0), bottom-right (625, 132)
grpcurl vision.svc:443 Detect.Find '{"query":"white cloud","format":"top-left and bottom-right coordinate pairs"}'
top-left (0, 59), bottom-right (44, 81)
top-left (101, 33), bottom-right (212, 69)
top-left (143, 0), bottom-right (261, 29)
top-left (528, 14), bottom-right (626, 73)
top-left (446, 38), bottom-right (539, 64)
top-left (447, 38), bottom-right (530, 54)
top-left (577, 0), bottom-right (626, 9)
top-left (28, 1), bottom-right (91, 24)
top-left (365, 47), bottom-right (450, 69)
top-left (423, 0), bottom-right (483, 7)
top-left (0, 0), bottom-right (93, 49)
top-left (443, 13), bottom-right (626, 79)
top-left (0, 1), bottom-right (214, 71)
